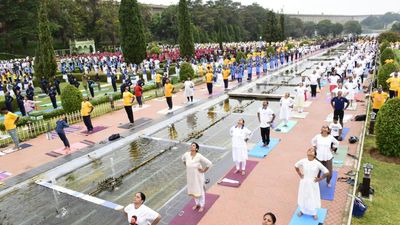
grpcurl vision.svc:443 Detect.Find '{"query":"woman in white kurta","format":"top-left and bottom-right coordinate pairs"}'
top-left (182, 142), bottom-right (212, 212)
top-left (344, 77), bottom-right (358, 107)
top-left (184, 78), bottom-right (195, 103)
top-left (294, 83), bottom-right (307, 113)
top-left (230, 118), bottom-right (252, 175)
top-left (295, 147), bottom-right (329, 220)
top-left (279, 92), bottom-right (294, 126)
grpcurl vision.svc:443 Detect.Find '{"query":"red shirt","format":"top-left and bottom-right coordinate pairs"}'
top-left (134, 85), bottom-right (142, 97)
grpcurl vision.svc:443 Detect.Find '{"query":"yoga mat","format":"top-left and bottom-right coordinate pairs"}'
top-left (289, 207), bottom-right (327, 225)
top-left (1, 143), bottom-right (32, 154)
top-left (40, 101), bottom-right (61, 107)
top-left (168, 193), bottom-right (219, 225)
top-left (51, 142), bottom-right (89, 155)
top-left (80, 126), bottom-right (108, 135)
top-left (118, 117), bottom-right (152, 129)
top-left (291, 111), bottom-right (309, 119)
top-left (346, 103), bottom-right (357, 111)
top-left (0, 171), bottom-right (12, 181)
top-left (333, 146), bottom-right (349, 167)
top-left (355, 93), bottom-right (364, 102)
top-left (274, 120), bottom-right (297, 133)
top-left (45, 151), bottom-right (63, 158)
top-left (217, 160), bottom-right (258, 187)
top-left (132, 104), bottom-right (150, 112)
top-left (303, 101), bottom-right (312, 108)
top-left (248, 139), bottom-right (280, 158)
top-left (325, 113), bottom-right (353, 123)
top-left (319, 171), bottom-right (338, 201)
top-left (341, 128), bottom-right (350, 140)
top-left (50, 125), bottom-right (83, 139)
top-left (81, 139), bottom-right (96, 146)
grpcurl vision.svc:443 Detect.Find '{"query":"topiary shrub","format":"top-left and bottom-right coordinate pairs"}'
top-left (379, 40), bottom-right (390, 53)
top-left (377, 62), bottom-right (399, 91)
top-left (380, 48), bottom-right (396, 65)
top-left (61, 84), bottom-right (83, 113)
top-left (377, 31), bottom-right (400, 43)
top-left (375, 98), bottom-right (400, 157)
top-left (179, 62), bottom-right (195, 81)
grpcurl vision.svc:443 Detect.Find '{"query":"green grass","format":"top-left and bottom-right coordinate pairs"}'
top-left (394, 49), bottom-right (400, 64)
top-left (351, 135), bottom-right (400, 225)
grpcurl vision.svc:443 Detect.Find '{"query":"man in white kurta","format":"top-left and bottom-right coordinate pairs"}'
top-left (295, 148), bottom-right (329, 219)
top-left (279, 93), bottom-right (294, 126)
top-left (182, 150), bottom-right (212, 210)
top-left (230, 120), bottom-right (252, 174)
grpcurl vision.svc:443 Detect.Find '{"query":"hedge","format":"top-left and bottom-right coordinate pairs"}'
top-left (379, 41), bottom-right (390, 53)
top-left (378, 63), bottom-right (399, 91)
top-left (179, 62), bottom-right (195, 81)
top-left (375, 98), bottom-right (400, 157)
top-left (61, 85), bottom-right (83, 113)
top-left (380, 48), bottom-right (396, 65)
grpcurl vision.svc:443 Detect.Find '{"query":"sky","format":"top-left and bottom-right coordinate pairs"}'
top-left (138, 0), bottom-right (399, 15)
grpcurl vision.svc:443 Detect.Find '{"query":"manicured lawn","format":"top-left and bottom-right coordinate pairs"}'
top-left (351, 135), bottom-right (400, 225)
top-left (394, 49), bottom-right (400, 63)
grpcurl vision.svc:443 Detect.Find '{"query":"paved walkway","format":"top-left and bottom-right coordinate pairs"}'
top-left (199, 80), bottom-right (368, 224)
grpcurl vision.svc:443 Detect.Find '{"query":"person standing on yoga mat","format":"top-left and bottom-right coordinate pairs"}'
top-left (279, 92), bottom-right (294, 127)
top-left (55, 115), bottom-right (70, 153)
top-left (164, 78), bottom-right (174, 110)
top-left (295, 147), bottom-right (329, 220)
top-left (124, 192), bottom-right (161, 225)
top-left (182, 142), bottom-right (212, 212)
top-left (123, 86), bottom-right (135, 125)
top-left (230, 118), bottom-right (252, 175)
top-left (81, 97), bottom-right (94, 134)
top-left (330, 90), bottom-right (349, 128)
top-left (311, 125), bottom-right (339, 187)
top-left (258, 101), bottom-right (275, 147)
top-left (308, 70), bottom-right (319, 98)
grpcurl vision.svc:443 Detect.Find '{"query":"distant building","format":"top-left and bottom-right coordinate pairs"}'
top-left (69, 39), bottom-right (96, 54)
top-left (287, 14), bottom-right (381, 24)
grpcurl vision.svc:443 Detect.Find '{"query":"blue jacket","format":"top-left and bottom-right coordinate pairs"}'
top-left (55, 120), bottom-right (69, 134)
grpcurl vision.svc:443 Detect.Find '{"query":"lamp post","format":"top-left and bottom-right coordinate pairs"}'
top-left (361, 163), bottom-right (373, 198)
top-left (368, 111), bottom-right (377, 134)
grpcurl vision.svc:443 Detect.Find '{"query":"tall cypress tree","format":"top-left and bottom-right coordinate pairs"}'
top-left (119, 0), bottom-right (146, 65)
top-left (34, 0), bottom-right (57, 83)
top-left (178, 0), bottom-right (194, 58)
top-left (279, 14), bottom-right (285, 41)
top-left (265, 11), bottom-right (280, 43)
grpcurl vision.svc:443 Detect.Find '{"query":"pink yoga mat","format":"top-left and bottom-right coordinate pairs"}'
top-left (217, 160), bottom-right (258, 188)
top-left (80, 126), bottom-right (108, 135)
top-left (168, 193), bottom-right (219, 225)
top-left (51, 142), bottom-right (88, 155)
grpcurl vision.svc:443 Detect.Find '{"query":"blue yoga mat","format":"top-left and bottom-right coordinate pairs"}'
top-left (274, 120), bottom-right (297, 133)
top-left (319, 171), bottom-right (338, 201)
top-left (341, 127), bottom-right (350, 140)
top-left (320, 79), bottom-right (328, 87)
top-left (289, 207), bottom-right (327, 225)
top-left (248, 138), bottom-right (280, 158)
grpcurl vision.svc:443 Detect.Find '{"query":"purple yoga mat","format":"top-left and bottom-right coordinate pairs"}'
top-left (217, 160), bottom-right (258, 188)
top-left (80, 126), bottom-right (108, 135)
top-left (168, 193), bottom-right (219, 225)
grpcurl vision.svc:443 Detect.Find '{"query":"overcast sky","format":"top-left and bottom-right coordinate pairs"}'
top-left (138, 0), bottom-right (399, 15)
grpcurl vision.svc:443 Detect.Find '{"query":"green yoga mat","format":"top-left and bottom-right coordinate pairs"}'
top-left (333, 146), bottom-right (349, 167)
top-left (40, 101), bottom-right (61, 107)
top-left (274, 120), bottom-right (297, 133)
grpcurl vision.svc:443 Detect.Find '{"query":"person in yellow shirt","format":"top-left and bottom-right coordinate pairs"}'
top-left (123, 87), bottom-right (135, 124)
top-left (205, 71), bottom-right (213, 95)
top-left (198, 65), bottom-right (204, 77)
top-left (386, 72), bottom-right (399, 98)
top-left (222, 67), bottom-right (230, 89)
top-left (1, 108), bottom-right (22, 150)
top-left (81, 97), bottom-right (94, 133)
top-left (371, 86), bottom-right (389, 115)
top-left (164, 78), bottom-right (174, 110)
top-left (155, 73), bottom-right (162, 89)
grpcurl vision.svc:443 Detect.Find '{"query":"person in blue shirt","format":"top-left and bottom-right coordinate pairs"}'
top-left (230, 63), bottom-right (236, 80)
top-left (247, 62), bottom-right (253, 81)
top-left (330, 90), bottom-right (350, 127)
top-left (56, 115), bottom-right (70, 152)
top-left (263, 57), bottom-right (268, 73)
top-left (256, 62), bottom-right (261, 78)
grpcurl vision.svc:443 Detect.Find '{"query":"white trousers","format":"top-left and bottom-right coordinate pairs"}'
top-left (194, 189), bottom-right (205, 207)
top-left (235, 160), bottom-right (246, 171)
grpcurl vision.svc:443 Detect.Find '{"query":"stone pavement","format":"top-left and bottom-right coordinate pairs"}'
top-left (199, 82), bottom-right (368, 224)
